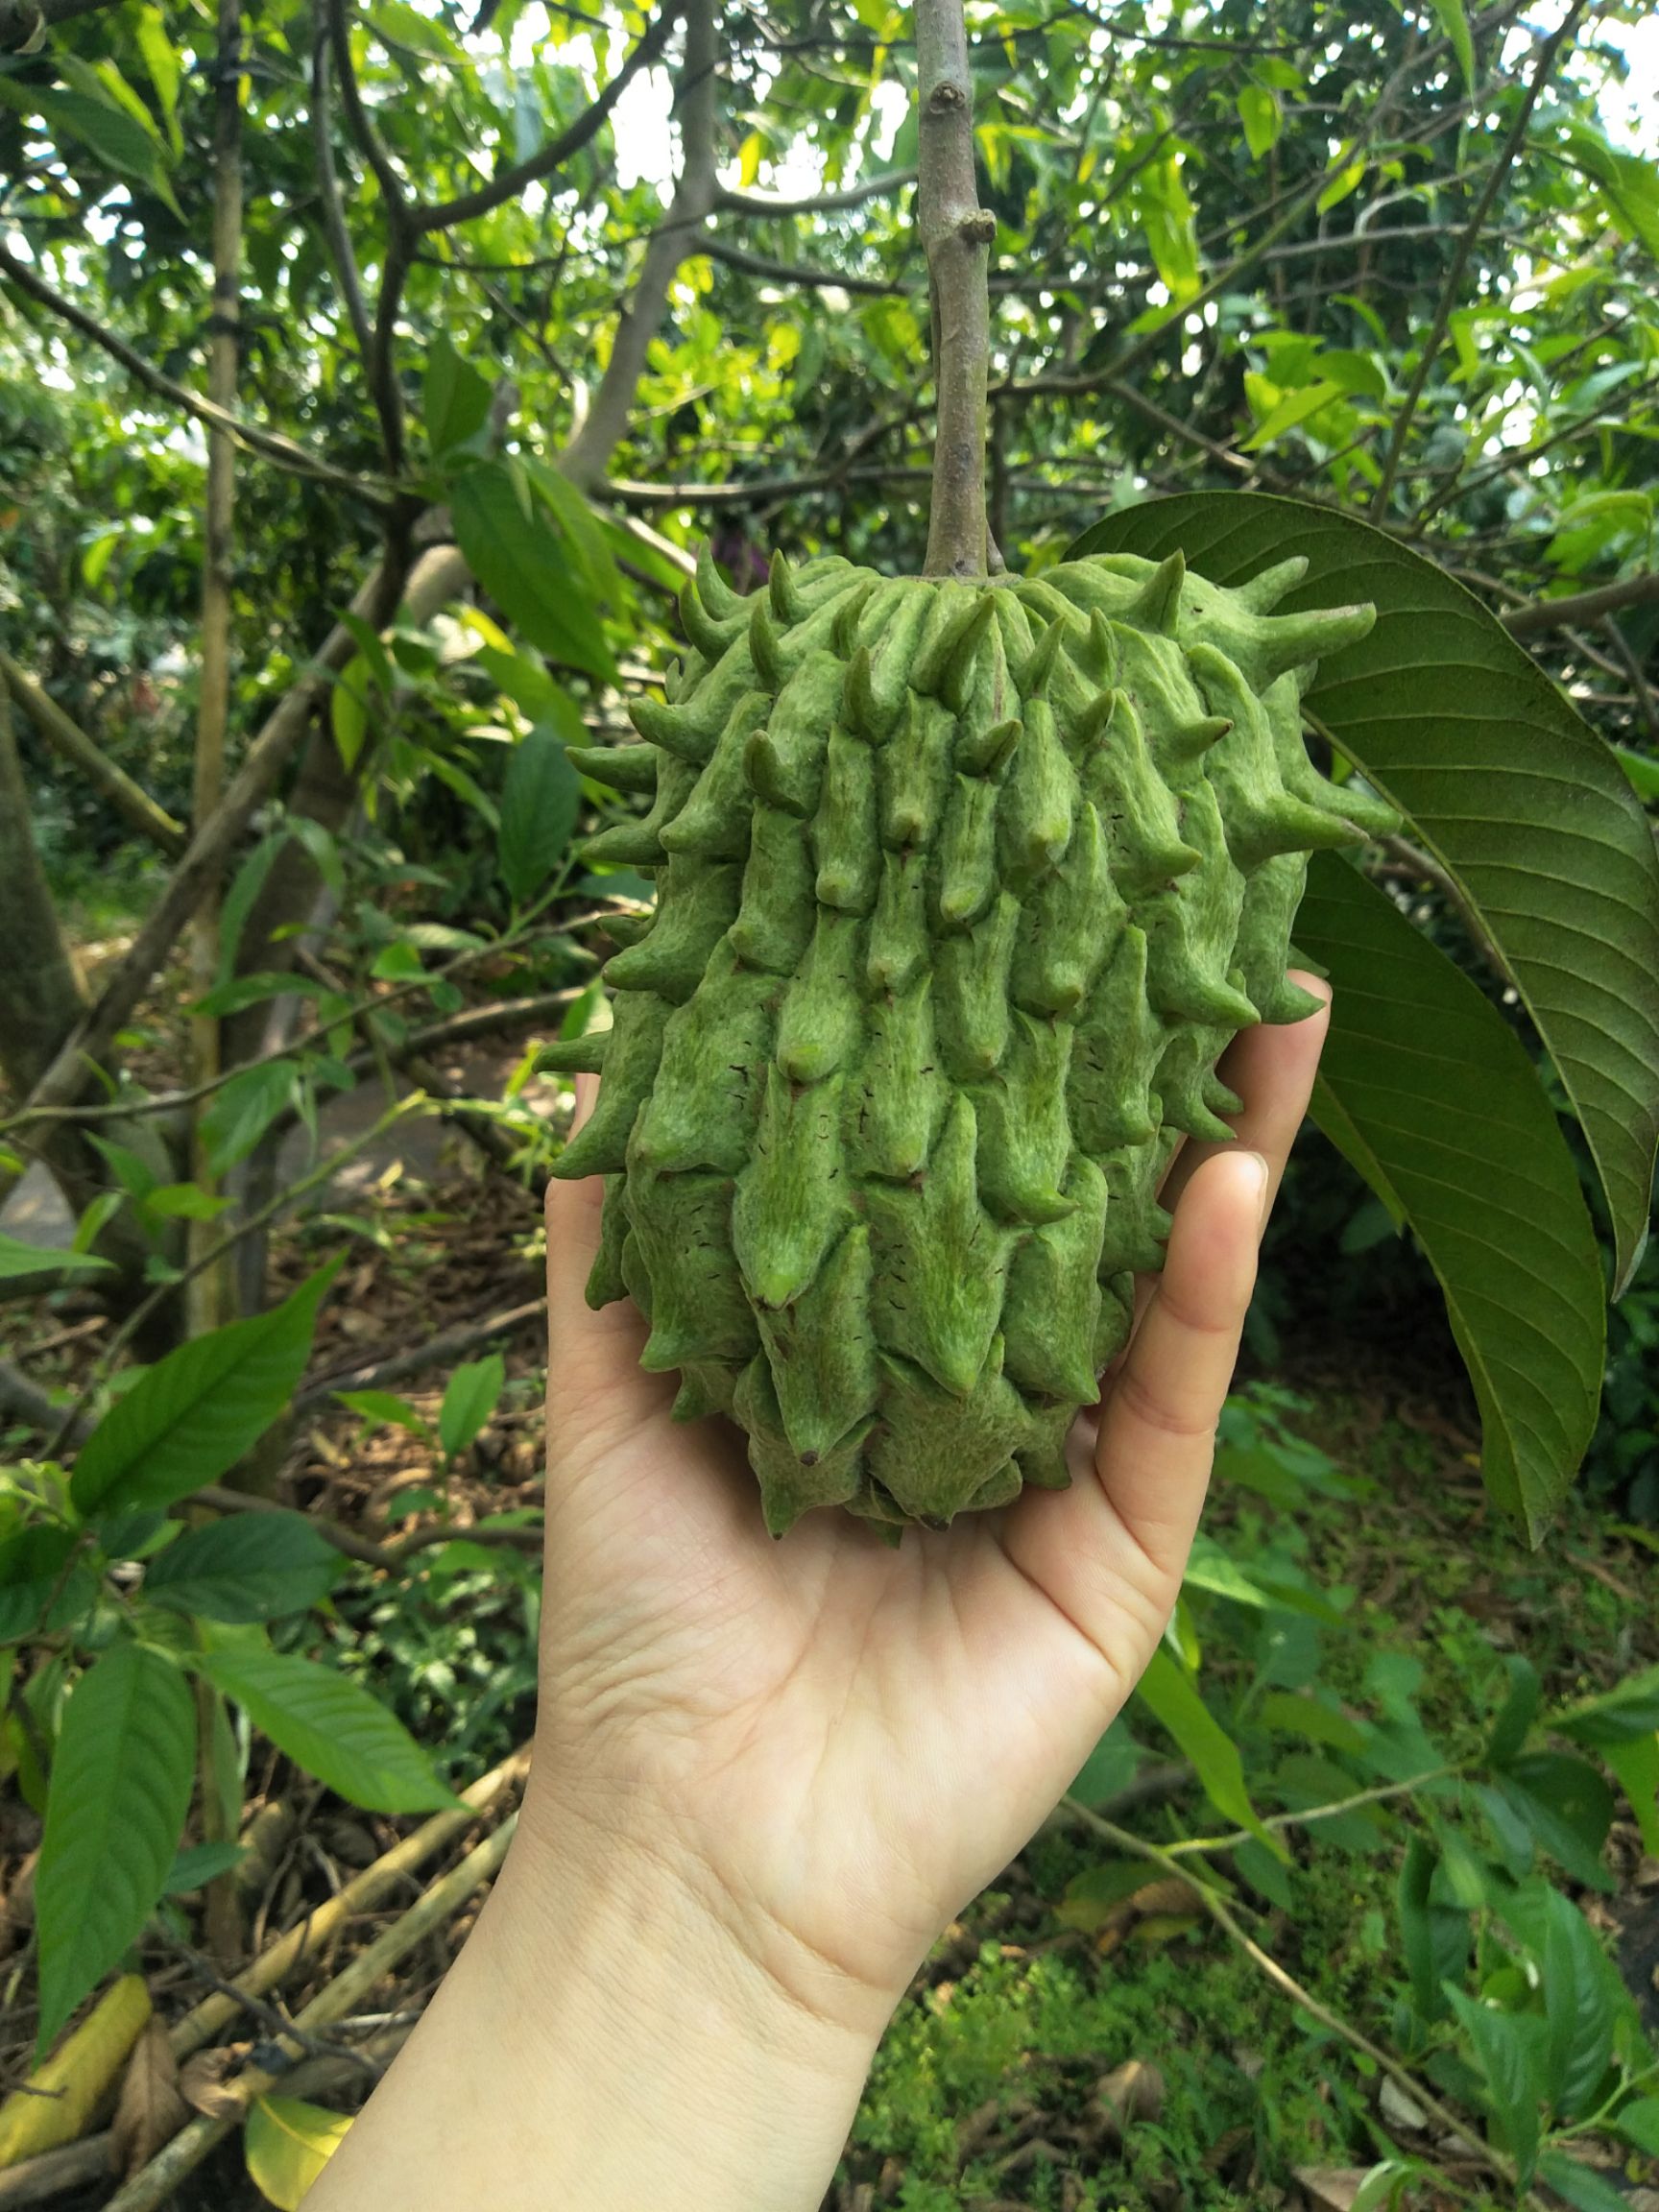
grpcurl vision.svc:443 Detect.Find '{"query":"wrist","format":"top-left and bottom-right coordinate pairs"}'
top-left (308, 1767), bottom-right (883, 2212)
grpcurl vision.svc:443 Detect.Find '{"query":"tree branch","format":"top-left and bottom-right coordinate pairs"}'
top-left (327, 0), bottom-right (413, 472)
top-left (560, 0), bottom-right (721, 493)
top-left (701, 233), bottom-right (910, 294)
top-left (0, 0), bottom-right (116, 52)
top-left (0, 650), bottom-right (186, 856)
top-left (310, 26), bottom-right (375, 369)
top-left (714, 165), bottom-right (915, 218)
top-left (11, 549), bottom-right (471, 1138)
top-left (1372, 0), bottom-right (1588, 519)
top-left (916, 0), bottom-right (993, 579)
top-left (0, 242), bottom-right (389, 503)
top-left (414, 6), bottom-right (676, 233)
top-left (1501, 572), bottom-right (1659, 638)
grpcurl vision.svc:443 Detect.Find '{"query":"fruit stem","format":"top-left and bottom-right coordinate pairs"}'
top-left (916, 0), bottom-right (994, 581)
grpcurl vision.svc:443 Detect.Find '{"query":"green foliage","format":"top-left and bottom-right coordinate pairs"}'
top-left (35, 1642), bottom-right (194, 2049)
top-left (1075, 495), bottom-right (1659, 1300)
top-left (70, 1260), bottom-right (341, 1515)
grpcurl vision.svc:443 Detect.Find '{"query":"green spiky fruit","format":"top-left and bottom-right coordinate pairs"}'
top-left (546, 546), bottom-right (1395, 1534)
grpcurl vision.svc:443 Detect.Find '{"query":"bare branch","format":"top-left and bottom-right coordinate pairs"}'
top-left (327, 0), bottom-right (412, 471)
top-left (1373, 0), bottom-right (1588, 519)
top-left (561, 0), bottom-right (721, 493)
top-left (415, 7), bottom-right (676, 233)
top-left (0, 650), bottom-right (187, 855)
top-left (715, 166), bottom-right (914, 218)
top-left (310, 27), bottom-right (374, 368)
top-left (701, 233), bottom-right (910, 295)
top-left (1501, 572), bottom-right (1659, 638)
top-left (0, 242), bottom-right (388, 502)
top-left (0, 0), bottom-right (115, 51)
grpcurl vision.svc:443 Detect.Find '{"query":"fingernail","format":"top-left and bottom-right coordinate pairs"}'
top-left (1242, 1149), bottom-right (1270, 1225)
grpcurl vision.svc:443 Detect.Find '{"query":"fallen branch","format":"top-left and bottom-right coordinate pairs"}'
top-left (107, 1815), bottom-right (520, 2212)
top-left (197, 1483), bottom-right (542, 1568)
top-left (0, 654), bottom-right (187, 857)
top-left (295, 1294), bottom-right (547, 1413)
top-left (168, 1743), bottom-right (528, 2058)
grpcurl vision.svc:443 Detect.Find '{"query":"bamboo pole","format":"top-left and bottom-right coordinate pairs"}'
top-left (105, 1818), bottom-right (518, 2212)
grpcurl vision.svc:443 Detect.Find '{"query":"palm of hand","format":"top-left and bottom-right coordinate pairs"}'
top-left (532, 998), bottom-right (1327, 2033)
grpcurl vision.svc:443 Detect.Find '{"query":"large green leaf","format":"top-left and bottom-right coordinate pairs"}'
top-left (497, 725), bottom-right (580, 902)
top-left (450, 460), bottom-right (615, 683)
top-left (1070, 493), bottom-right (1659, 1296)
top-left (143, 1512), bottom-right (343, 1623)
top-left (1295, 855), bottom-right (1603, 1539)
top-left (35, 1642), bottom-right (195, 2049)
top-left (1134, 1647), bottom-right (1285, 1858)
top-left (71, 1260), bottom-right (343, 1517)
top-left (198, 1643), bottom-right (458, 1814)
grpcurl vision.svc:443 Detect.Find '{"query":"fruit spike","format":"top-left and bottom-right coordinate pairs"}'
top-left (554, 545), bottom-right (1397, 1533)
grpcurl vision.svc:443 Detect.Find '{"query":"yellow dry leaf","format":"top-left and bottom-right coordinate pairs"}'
top-left (245, 2095), bottom-right (353, 2210)
top-left (0, 1973), bottom-right (151, 2167)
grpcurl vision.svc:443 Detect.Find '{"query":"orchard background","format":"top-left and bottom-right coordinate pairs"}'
top-left (1, 0), bottom-right (1658, 2204)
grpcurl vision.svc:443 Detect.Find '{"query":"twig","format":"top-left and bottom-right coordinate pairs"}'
top-left (1160, 1766), bottom-right (1453, 1857)
top-left (167, 1745), bottom-right (530, 2060)
top-left (107, 1817), bottom-right (519, 2212)
top-left (1370, 829), bottom-right (1512, 986)
top-left (1501, 572), bottom-right (1659, 639)
top-left (310, 27), bottom-right (374, 369)
top-left (1059, 1795), bottom-right (1521, 2195)
top-left (294, 1294), bottom-right (547, 1412)
top-left (6, 544), bottom-right (465, 1144)
top-left (561, 0), bottom-right (721, 493)
top-left (1372, 0), bottom-right (1588, 518)
top-left (701, 235), bottom-right (910, 295)
top-left (0, 243), bottom-right (387, 504)
top-left (714, 166), bottom-right (914, 218)
top-left (1599, 613), bottom-right (1659, 747)
top-left (414, 9), bottom-right (674, 233)
top-left (916, 0), bottom-right (992, 579)
top-left (196, 1484), bottom-right (542, 1568)
top-left (0, 652), bottom-right (186, 857)
top-left (44, 1096), bottom-right (426, 1461)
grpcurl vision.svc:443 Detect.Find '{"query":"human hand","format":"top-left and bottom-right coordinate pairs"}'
top-left (305, 982), bottom-right (1329, 2212)
top-left (521, 977), bottom-right (1332, 2038)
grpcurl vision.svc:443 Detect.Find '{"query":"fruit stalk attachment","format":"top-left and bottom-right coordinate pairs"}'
top-left (916, 0), bottom-right (996, 581)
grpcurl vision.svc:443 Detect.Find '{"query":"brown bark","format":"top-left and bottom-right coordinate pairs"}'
top-left (186, 0), bottom-right (246, 1347)
top-left (0, 684), bottom-right (86, 1097)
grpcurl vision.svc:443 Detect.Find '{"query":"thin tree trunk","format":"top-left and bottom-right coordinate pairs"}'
top-left (916, 0), bottom-right (993, 580)
top-left (186, 0), bottom-right (245, 1349)
top-left (0, 684), bottom-right (86, 1095)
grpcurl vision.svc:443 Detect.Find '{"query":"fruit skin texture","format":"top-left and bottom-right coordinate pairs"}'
top-left (549, 547), bottom-right (1395, 1535)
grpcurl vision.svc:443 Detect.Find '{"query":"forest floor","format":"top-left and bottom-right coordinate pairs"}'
top-left (3, 933), bottom-right (1657, 2211)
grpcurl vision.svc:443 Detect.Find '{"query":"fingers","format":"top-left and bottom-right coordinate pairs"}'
top-left (1159, 972), bottom-right (1331, 1218)
top-left (1000, 1150), bottom-right (1267, 1685)
top-left (1089, 1147), bottom-right (1266, 1582)
top-left (544, 1074), bottom-right (656, 1441)
top-left (998, 980), bottom-right (1330, 1689)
